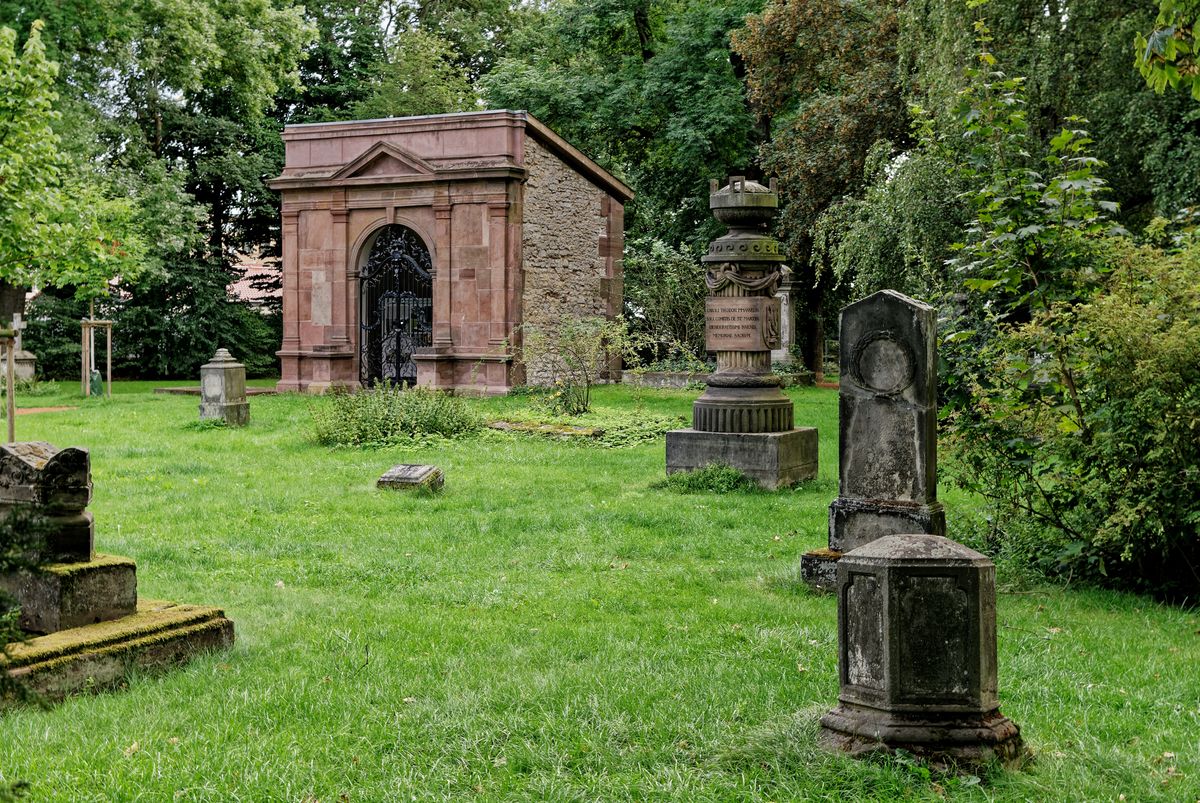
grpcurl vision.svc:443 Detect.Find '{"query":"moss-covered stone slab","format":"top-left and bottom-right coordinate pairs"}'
top-left (377, 464), bottom-right (444, 491)
top-left (488, 421), bottom-right (605, 438)
top-left (2, 599), bottom-right (234, 702)
top-left (0, 553), bottom-right (136, 634)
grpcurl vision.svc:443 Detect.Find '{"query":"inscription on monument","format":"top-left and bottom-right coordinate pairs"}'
top-left (705, 297), bottom-right (781, 352)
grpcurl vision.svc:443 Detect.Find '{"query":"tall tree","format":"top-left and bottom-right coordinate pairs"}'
top-left (0, 21), bottom-right (145, 300)
top-left (484, 0), bottom-right (765, 249)
top-left (733, 0), bottom-right (908, 372)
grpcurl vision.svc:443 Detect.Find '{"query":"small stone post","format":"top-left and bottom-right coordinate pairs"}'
top-left (819, 534), bottom-right (1025, 768)
top-left (801, 290), bottom-right (945, 589)
top-left (664, 177), bottom-right (818, 489)
top-left (1, 326), bottom-right (14, 443)
top-left (200, 348), bottom-right (249, 426)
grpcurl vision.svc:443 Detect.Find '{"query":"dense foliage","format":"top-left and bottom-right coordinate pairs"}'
top-left (946, 239), bottom-right (1200, 593)
top-left (311, 383), bottom-right (482, 447)
top-left (622, 236), bottom-right (708, 360)
top-left (1136, 0), bottom-right (1200, 100)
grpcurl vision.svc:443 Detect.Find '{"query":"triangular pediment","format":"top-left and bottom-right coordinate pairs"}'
top-left (334, 142), bottom-right (437, 180)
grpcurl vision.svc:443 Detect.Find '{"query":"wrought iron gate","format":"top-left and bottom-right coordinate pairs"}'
top-left (359, 225), bottom-right (433, 387)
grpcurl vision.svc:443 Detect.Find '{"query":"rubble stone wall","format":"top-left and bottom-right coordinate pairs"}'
top-left (520, 138), bottom-right (616, 384)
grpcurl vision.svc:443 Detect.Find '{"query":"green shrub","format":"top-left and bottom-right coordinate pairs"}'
top-left (310, 383), bottom-right (482, 447)
top-left (517, 317), bottom-right (628, 415)
top-left (655, 464), bottom-right (760, 494)
top-left (944, 239), bottom-right (1200, 594)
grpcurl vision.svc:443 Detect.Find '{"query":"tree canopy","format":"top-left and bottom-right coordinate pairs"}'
top-left (0, 21), bottom-right (145, 299)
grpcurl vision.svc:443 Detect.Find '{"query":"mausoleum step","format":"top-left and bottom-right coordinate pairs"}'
top-left (2, 600), bottom-right (235, 702)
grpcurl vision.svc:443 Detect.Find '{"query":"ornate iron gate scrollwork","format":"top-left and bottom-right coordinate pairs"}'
top-left (360, 225), bottom-right (433, 387)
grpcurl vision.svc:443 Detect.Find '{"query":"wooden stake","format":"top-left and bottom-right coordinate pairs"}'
top-left (6, 337), bottom-right (14, 443)
top-left (81, 322), bottom-right (88, 396)
top-left (106, 324), bottom-right (112, 398)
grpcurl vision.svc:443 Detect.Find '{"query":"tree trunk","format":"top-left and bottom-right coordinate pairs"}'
top-left (0, 281), bottom-right (28, 325)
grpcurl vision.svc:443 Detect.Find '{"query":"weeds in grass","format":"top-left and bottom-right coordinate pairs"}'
top-left (488, 405), bottom-right (685, 447)
top-left (311, 383), bottom-right (481, 447)
top-left (0, 378), bottom-right (58, 398)
top-left (654, 463), bottom-right (761, 493)
top-left (182, 418), bottom-right (227, 431)
top-left (0, 780), bottom-right (30, 801)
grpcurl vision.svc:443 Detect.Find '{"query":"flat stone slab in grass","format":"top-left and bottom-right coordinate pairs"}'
top-left (488, 421), bottom-right (605, 438)
top-left (3, 599), bottom-right (234, 703)
top-left (153, 387), bottom-right (278, 396)
top-left (378, 464), bottom-right (444, 491)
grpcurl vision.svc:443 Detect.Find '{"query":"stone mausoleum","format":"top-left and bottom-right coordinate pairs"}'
top-left (270, 110), bottom-right (632, 394)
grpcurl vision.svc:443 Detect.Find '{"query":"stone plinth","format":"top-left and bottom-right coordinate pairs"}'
top-left (818, 535), bottom-right (1025, 768)
top-left (802, 291), bottom-right (944, 588)
top-left (3, 600), bottom-right (234, 703)
top-left (0, 554), bottom-right (136, 635)
top-left (378, 464), bottom-right (444, 492)
top-left (200, 348), bottom-right (249, 426)
top-left (666, 429), bottom-right (817, 490)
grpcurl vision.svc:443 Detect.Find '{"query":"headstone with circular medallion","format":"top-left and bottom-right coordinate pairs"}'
top-left (801, 290), bottom-right (945, 590)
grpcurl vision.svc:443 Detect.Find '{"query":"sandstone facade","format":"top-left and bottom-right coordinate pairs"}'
top-left (270, 111), bottom-right (631, 394)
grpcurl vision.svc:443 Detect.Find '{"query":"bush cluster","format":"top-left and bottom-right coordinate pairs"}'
top-left (944, 238), bottom-right (1200, 594)
top-left (311, 383), bottom-right (482, 447)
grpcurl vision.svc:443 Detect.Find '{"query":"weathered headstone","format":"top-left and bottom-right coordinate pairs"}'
top-left (665, 178), bottom-right (818, 489)
top-left (200, 348), bottom-right (249, 426)
top-left (0, 442), bottom-right (93, 561)
top-left (801, 290), bottom-right (945, 589)
top-left (378, 464), bottom-right (444, 492)
top-left (818, 534), bottom-right (1026, 768)
top-left (0, 442), bottom-right (234, 701)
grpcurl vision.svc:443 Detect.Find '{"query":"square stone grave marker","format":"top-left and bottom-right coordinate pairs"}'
top-left (377, 464), bottom-right (444, 492)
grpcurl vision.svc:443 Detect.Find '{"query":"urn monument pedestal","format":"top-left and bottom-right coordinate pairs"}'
top-left (665, 177), bottom-right (817, 490)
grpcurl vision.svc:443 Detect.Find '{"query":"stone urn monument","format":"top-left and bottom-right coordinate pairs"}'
top-left (665, 177), bottom-right (817, 489)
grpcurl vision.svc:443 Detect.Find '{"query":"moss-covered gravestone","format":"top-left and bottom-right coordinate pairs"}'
top-left (0, 442), bottom-right (234, 702)
top-left (819, 535), bottom-right (1026, 768)
top-left (377, 464), bottom-right (444, 492)
top-left (801, 290), bottom-right (946, 590)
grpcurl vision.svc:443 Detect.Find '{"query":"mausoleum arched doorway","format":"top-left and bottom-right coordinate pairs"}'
top-left (358, 224), bottom-right (433, 387)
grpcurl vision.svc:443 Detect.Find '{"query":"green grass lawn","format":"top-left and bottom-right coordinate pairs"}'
top-left (1, 382), bottom-right (1198, 801)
